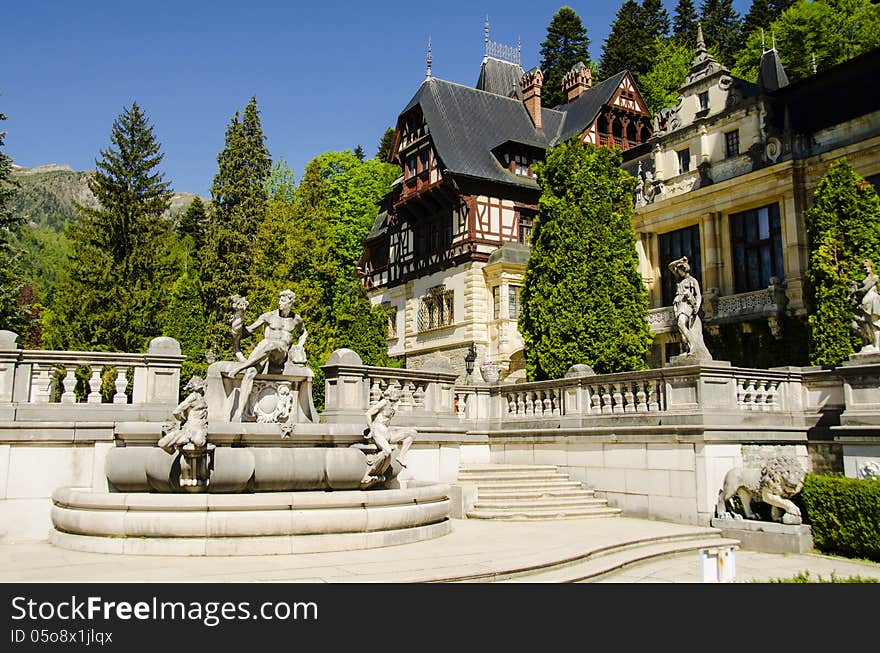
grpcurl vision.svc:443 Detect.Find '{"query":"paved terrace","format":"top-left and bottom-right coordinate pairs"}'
top-left (2, 517), bottom-right (878, 583)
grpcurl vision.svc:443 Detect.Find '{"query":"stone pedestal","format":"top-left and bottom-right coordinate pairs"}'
top-left (710, 517), bottom-right (813, 554)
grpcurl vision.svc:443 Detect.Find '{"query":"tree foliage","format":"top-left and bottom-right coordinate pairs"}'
top-left (376, 127), bottom-right (395, 162)
top-left (733, 0), bottom-right (880, 84)
top-left (700, 0), bottom-right (743, 67)
top-left (45, 103), bottom-right (175, 352)
top-left (805, 159), bottom-right (880, 366)
top-left (519, 140), bottom-right (652, 379)
top-left (201, 96), bottom-right (271, 355)
top-left (673, 0), bottom-right (700, 44)
top-left (600, 1), bottom-right (651, 79)
top-left (636, 38), bottom-right (695, 114)
top-left (163, 267), bottom-right (207, 389)
top-left (0, 110), bottom-right (28, 333)
top-left (539, 6), bottom-right (592, 107)
top-left (742, 0), bottom-right (776, 39)
top-left (177, 196), bottom-right (207, 254)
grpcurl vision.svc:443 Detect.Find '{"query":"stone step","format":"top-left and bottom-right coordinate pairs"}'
top-left (498, 535), bottom-right (740, 583)
top-left (458, 471), bottom-right (572, 482)
top-left (466, 506), bottom-right (623, 520)
top-left (477, 488), bottom-right (595, 500)
top-left (473, 497), bottom-right (608, 510)
top-left (469, 480), bottom-right (584, 491)
top-left (459, 464), bottom-right (560, 474)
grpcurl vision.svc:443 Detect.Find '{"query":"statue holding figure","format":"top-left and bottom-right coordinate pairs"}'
top-left (157, 376), bottom-right (209, 454)
top-left (669, 256), bottom-right (712, 363)
top-left (850, 258), bottom-right (880, 353)
top-left (360, 386), bottom-right (417, 487)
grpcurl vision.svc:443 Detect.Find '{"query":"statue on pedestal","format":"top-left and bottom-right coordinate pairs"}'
top-left (850, 259), bottom-right (880, 354)
top-left (158, 376), bottom-right (208, 454)
top-left (668, 256), bottom-right (712, 364)
top-left (359, 387), bottom-right (417, 488)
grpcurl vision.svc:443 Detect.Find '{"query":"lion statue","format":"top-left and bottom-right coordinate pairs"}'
top-left (715, 456), bottom-right (806, 525)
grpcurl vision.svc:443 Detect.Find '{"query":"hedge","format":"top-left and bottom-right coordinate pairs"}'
top-left (801, 473), bottom-right (880, 561)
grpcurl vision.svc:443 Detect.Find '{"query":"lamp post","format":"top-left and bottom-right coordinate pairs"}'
top-left (464, 342), bottom-right (477, 383)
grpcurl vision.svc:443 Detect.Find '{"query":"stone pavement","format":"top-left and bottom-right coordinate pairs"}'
top-left (1, 517), bottom-right (878, 583)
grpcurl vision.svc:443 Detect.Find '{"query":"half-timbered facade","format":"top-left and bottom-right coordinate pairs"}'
top-left (361, 44), bottom-right (652, 379)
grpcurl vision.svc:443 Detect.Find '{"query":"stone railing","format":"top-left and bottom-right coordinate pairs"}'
top-left (647, 307), bottom-right (676, 334)
top-left (321, 348), bottom-right (459, 425)
top-left (734, 374), bottom-right (782, 412)
top-left (0, 332), bottom-right (184, 421)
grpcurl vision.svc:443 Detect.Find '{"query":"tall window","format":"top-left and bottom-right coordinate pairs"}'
top-left (492, 286), bottom-right (501, 320)
top-left (518, 213), bottom-right (534, 244)
top-left (698, 91), bottom-right (709, 111)
top-left (659, 225), bottom-right (702, 306)
top-left (508, 286), bottom-right (522, 319)
top-left (677, 148), bottom-right (691, 174)
top-left (725, 130), bottom-right (740, 158)
top-left (418, 286), bottom-right (454, 331)
top-left (730, 203), bottom-right (784, 293)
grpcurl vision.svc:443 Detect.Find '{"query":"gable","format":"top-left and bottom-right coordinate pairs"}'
top-left (609, 72), bottom-right (651, 117)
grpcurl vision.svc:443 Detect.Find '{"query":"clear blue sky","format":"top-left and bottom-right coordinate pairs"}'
top-left (3, 0), bottom-right (751, 197)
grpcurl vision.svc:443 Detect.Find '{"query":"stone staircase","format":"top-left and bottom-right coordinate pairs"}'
top-left (458, 464), bottom-right (622, 520)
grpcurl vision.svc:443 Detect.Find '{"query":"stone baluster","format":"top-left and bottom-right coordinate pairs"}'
top-left (370, 378), bottom-right (383, 404)
top-left (736, 378), bottom-right (746, 409)
top-left (517, 393), bottom-right (526, 416)
top-left (524, 391), bottom-right (534, 416)
top-left (590, 385), bottom-right (601, 414)
top-left (601, 386), bottom-right (613, 414)
top-left (767, 380), bottom-right (780, 411)
top-left (612, 383), bottom-right (624, 414)
top-left (60, 366), bottom-right (77, 403)
top-left (507, 393), bottom-right (516, 415)
top-left (754, 380), bottom-right (766, 411)
top-left (635, 382), bottom-right (648, 413)
top-left (113, 369), bottom-right (128, 404)
top-left (87, 366), bottom-right (103, 403)
top-left (30, 365), bottom-right (54, 403)
top-left (412, 383), bottom-right (425, 409)
top-left (623, 383), bottom-right (636, 413)
top-left (544, 390), bottom-right (553, 416)
top-left (648, 383), bottom-right (660, 412)
top-left (399, 380), bottom-right (414, 412)
top-left (742, 379), bottom-right (756, 410)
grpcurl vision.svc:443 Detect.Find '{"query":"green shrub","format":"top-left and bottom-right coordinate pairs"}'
top-left (801, 473), bottom-right (880, 561)
top-left (763, 571), bottom-right (878, 583)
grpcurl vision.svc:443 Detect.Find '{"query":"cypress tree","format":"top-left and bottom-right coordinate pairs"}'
top-left (700, 0), bottom-right (743, 66)
top-left (0, 110), bottom-right (26, 332)
top-left (163, 268), bottom-right (207, 390)
top-left (519, 140), bottom-right (652, 379)
top-left (539, 6), bottom-right (592, 107)
top-left (45, 102), bottom-right (174, 352)
top-left (201, 96), bottom-right (271, 355)
top-left (600, 1), bottom-right (651, 79)
top-left (805, 160), bottom-right (880, 366)
top-left (673, 0), bottom-right (700, 44)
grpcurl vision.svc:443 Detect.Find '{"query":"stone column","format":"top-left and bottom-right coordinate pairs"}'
top-left (701, 211), bottom-right (721, 291)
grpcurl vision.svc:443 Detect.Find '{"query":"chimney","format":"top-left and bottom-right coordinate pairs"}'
top-left (562, 61), bottom-right (592, 103)
top-left (521, 68), bottom-right (543, 130)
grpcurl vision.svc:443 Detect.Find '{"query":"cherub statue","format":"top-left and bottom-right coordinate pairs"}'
top-left (157, 376), bottom-right (209, 454)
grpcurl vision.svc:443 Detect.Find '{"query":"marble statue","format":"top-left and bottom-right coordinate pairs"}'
top-left (157, 376), bottom-right (209, 454)
top-left (850, 259), bottom-right (880, 353)
top-left (716, 456), bottom-right (805, 525)
top-left (360, 386), bottom-right (417, 487)
top-left (669, 256), bottom-right (712, 363)
top-left (227, 289), bottom-right (311, 421)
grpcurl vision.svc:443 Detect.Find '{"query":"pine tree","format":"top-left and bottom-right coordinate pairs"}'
top-left (700, 0), bottom-right (743, 67)
top-left (673, 0), bottom-right (700, 44)
top-left (805, 160), bottom-right (880, 366)
top-left (519, 140), bottom-right (652, 379)
top-left (743, 0), bottom-right (775, 39)
top-left (45, 103), bottom-right (174, 352)
top-left (201, 96), bottom-right (271, 355)
top-left (376, 127), bottom-right (395, 161)
top-left (0, 110), bottom-right (26, 333)
top-left (354, 145), bottom-right (365, 162)
top-left (539, 6), bottom-right (592, 107)
top-left (163, 268), bottom-right (207, 391)
top-left (177, 196), bottom-right (207, 253)
top-left (642, 0), bottom-right (671, 38)
top-left (600, 1), bottom-right (651, 79)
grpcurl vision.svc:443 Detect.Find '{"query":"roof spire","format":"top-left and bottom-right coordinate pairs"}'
top-left (426, 37), bottom-right (432, 80)
top-left (696, 21), bottom-right (706, 52)
top-left (761, 28), bottom-right (766, 53)
top-left (811, 52), bottom-right (817, 74)
top-left (485, 15), bottom-right (490, 52)
top-left (771, 31), bottom-right (777, 51)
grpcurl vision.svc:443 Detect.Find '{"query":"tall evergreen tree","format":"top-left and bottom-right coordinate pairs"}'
top-left (642, 0), bottom-right (671, 38)
top-left (376, 127), bottom-right (395, 161)
top-left (201, 96), bottom-right (271, 355)
top-left (0, 110), bottom-right (26, 333)
top-left (177, 196), bottom-right (207, 253)
top-left (600, 1), bottom-right (652, 79)
top-left (700, 0), bottom-right (743, 66)
top-left (45, 103), bottom-right (174, 352)
top-left (673, 0), bottom-right (700, 43)
top-left (743, 0), bottom-right (776, 39)
top-left (805, 160), bottom-right (880, 366)
top-left (539, 6), bottom-right (592, 107)
top-left (519, 140), bottom-right (652, 379)
top-left (163, 267), bottom-right (207, 391)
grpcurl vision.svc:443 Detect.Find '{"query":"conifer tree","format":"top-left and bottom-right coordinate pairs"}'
top-left (673, 0), bottom-right (699, 44)
top-left (742, 0), bottom-right (775, 39)
top-left (177, 196), bottom-right (207, 254)
top-left (376, 127), bottom-right (395, 161)
top-left (699, 0), bottom-right (743, 66)
top-left (642, 0), bottom-right (671, 38)
top-left (519, 141), bottom-right (652, 379)
top-left (600, 1), bottom-right (651, 79)
top-left (163, 268), bottom-right (207, 390)
top-left (805, 160), bottom-right (880, 366)
top-left (0, 110), bottom-right (26, 332)
top-left (201, 96), bottom-right (271, 355)
top-left (45, 103), bottom-right (174, 352)
top-left (539, 6), bottom-right (592, 107)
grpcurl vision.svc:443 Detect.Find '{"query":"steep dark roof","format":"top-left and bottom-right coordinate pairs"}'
top-left (398, 72), bottom-right (629, 187)
top-left (553, 71), bottom-right (628, 143)
top-left (476, 57), bottom-right (524, 99)
top-left (757, 49), bottom-right (789, 92)
top-left (367, 210), bottom-right (389, 240)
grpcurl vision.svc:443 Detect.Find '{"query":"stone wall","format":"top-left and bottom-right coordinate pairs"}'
top-left (807, 442), bottom-right (844, 476)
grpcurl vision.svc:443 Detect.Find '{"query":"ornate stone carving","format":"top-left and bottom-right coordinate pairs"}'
top-left (858, 460), bottom-right (880, 480)
top-left (158, 376), bottom-right (208, 454)
top-left (358, 386), bottom-right (417, 488)
top-left (716, 456), bottom-right (806, 524)
top-left (850, 259), bottom-right (880, 353)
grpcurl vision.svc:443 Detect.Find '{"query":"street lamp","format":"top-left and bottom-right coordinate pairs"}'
top-left (464, 342), bottom-right (477, 379)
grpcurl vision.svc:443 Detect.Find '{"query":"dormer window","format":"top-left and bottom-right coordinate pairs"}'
top-left (512, 153), bottom-right (536, 178)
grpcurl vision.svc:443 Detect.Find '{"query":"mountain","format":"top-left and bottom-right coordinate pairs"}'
top-left (10, 163), bottom-right (206, 231)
